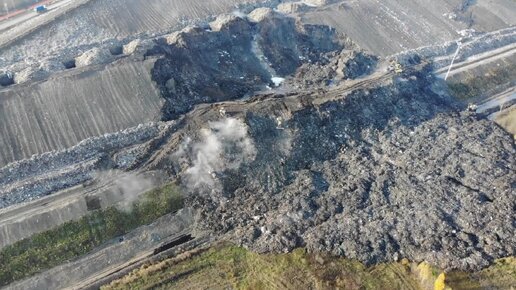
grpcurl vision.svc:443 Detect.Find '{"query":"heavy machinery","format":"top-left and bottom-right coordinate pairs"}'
top-left (388, 59), bottom-right (403, 74)
top-left (34, 5), bottom-right (47, 13)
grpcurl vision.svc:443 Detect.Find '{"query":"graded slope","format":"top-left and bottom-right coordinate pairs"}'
top-left (300, 0), bottom-right (516, 56)
top-left (0, 59), bottom-right (163, 167)
top-left (0, 0), bottom-right (275, 68)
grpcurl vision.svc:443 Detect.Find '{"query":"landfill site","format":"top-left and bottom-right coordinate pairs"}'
top-left (0, 0), bottom-right (515, 289)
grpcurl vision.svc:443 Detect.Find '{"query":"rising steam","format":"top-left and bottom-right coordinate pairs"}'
top-left (175, 118), bottom-right (256, 191)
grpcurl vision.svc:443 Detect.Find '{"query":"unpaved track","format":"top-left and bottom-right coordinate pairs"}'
top-left (6, 209), bottom-right (195, 290)
top-left (0, 0), bottom-right (91, 50)
top-left (0, 0), bottom-right (73, 33)
top-left (436, 42), bottom-right (516, 77)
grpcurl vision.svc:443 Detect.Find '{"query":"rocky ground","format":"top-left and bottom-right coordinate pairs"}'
top-left (172, 67), bottom-right (515, 271)
top-left (0, 1), bottom-right (514, 282)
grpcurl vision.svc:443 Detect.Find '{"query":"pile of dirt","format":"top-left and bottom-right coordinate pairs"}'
top-left (0, 2), bottom-right (513, 276)
top-left (150, 10), bottom-right (345, 120)
top-left (75, 48), bottom-right (114, 68)
top-left (286, 49), bottom-right (377, 89)
top-left (123, 39), bottom-right (155, 57)
top-left (14, 67), bottom-right (50, 84)
top-left (336, 50), bottom-right (378, 79)
top-left (168, 68), bottom-right (515, 271)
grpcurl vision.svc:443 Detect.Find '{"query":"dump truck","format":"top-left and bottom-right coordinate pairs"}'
top-left (34, 5), bottom-right (47, 13)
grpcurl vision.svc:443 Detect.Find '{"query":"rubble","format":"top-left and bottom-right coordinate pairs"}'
top-left (150, 10), bottom-right (345, 120)
top-left (336, 50), bottom-right (378, 79)
top-left (176, 69), bottom-right (515, 271)
top-left (123, 39), bottom-right (155, 56)
top-left (0, 0), bottom-right (513, 276)
top-left (75, 48), bottom-right (114, 68)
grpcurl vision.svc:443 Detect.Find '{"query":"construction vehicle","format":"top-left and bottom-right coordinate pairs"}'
top-left (34, 5), bottom-right (47, 13)
top-left (388, 59), bottom-right (403, 74)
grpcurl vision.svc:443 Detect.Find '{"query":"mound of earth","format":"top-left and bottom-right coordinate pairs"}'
top-left (336, 50), bottom-right (378, 79)
top-left (123, 39), bottom-right (155, 57)
top-left (169, 67), bottom-right (515, 271)
top-left (14, 67), bottom-right (50, 84)
top-left (150, 11), bottom-right (345, 120)
top-left (75, 48), bottom-right (114, 68)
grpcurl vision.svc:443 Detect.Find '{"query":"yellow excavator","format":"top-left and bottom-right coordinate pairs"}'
top-left (389, 59), bottom-right (403, 74)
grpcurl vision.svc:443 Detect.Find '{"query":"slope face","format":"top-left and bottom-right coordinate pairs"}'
top-left (0, 60), bottom-right (163, 167)
top-left (301, 0), bottom-right (516, 56)
top-left (0, 2), bottom-right (514, 285)
top-left (169, 69), bottom-right (515, 271)
top-left (151, 13), bottom-right (343, 120)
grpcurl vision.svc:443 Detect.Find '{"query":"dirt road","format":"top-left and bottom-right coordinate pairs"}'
top-left (0, 0), bottom-right (91, 49)
top-left (436, 42), bottom-right (516, 78)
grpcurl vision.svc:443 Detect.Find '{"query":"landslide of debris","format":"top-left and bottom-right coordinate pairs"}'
top-left (171, 68), bottom-right (515, 271)
top-left (286, 49), bottom-right (378, 89)
top-left (0, 4), bottom-right (514, 275)
top-left (150, 11), bottom-right (344, 120)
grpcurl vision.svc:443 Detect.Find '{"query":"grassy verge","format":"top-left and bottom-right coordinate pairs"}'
top-left (103, 244), bottom-right (516, 290)
top-left (0, 184), bottom-right (183, 286)
top-left (447, 63), bottom-right (516, 101)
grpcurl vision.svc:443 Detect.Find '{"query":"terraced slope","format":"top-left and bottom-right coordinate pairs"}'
top-left (464, 0), bottom-right (516, 31)
top-left (0, 0), bottom-right (273, 68)
top-left (301, 0), bottom-right (515, 56)
top-left (0, 59), bottom-right (163, 167)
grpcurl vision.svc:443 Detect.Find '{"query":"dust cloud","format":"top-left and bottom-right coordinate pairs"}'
top-left (175, 118), bottom-right (257, 191)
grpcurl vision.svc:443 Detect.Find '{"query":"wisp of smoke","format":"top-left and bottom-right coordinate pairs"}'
top-left (93, 170), bottom-right (158, 211)
top-left (114, 173), bottom-right (156, 210)
top-left (181, 118), bottom-right (256, 191)
top-left (232, 10), bottom-right (246, 18)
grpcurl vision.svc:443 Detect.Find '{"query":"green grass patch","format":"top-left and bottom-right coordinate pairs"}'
top-left (103, 244), bottom-right (516, 290)
top-left (103, 244), bottom-right (422, 290)
top-left (0, 183), bottom-right (183, 286)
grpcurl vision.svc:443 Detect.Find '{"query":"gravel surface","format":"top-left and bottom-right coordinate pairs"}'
top-left (172, 69), bottom-right (515, 271)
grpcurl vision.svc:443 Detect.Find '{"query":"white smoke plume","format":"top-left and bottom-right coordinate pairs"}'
top-left (114, 173), bottom-right (157, 209)
top-left (92, 170), bottom-right (160, 211)
top-left (178, 117), bottom-right (257, 191)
